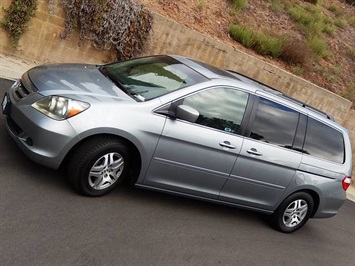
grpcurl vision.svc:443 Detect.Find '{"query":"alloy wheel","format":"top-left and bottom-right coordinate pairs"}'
top-left (88, 152), bottom-right (124, 190)
top-left (282, 199), bottom-right (308, 228)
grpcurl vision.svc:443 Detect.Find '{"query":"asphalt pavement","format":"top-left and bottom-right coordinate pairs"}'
top-left (1, 78), bottom-right (355, 265)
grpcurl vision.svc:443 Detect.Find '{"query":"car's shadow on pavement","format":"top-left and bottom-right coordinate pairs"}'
top-left (113, 183), bottom-right (271, 229)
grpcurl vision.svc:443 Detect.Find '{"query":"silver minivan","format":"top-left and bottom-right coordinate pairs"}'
top-left (2, 55), bottom-right (353, 233)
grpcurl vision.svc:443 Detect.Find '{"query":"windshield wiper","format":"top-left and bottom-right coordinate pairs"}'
top-left (99, 66), bottom-right (139, 100)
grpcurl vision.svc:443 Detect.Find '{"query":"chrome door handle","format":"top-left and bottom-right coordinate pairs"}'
top-left (247, 148), bottom-right (262, 156)
top-left (219, 141), bottom-right (236, 149)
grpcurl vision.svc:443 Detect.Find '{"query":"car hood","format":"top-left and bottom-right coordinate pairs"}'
top-left (27, 63), bottom-right (129, 99)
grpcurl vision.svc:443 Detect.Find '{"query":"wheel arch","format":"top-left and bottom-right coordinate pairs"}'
top-left (60, 133), bottom-right (142, 184)
top-left (288, 189), bottom-right (320, 218)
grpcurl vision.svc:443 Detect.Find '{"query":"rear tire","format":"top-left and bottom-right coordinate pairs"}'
top-left (67, 137), bottom-right (130, 196)
top-left (271, 192), bottom-right (314, 233)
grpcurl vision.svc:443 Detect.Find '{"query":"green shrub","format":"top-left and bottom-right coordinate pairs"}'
top-left (271, 0), bottom-right (285, 13)
top-left (290, 4), bottom-right (334, 36)
top-left (229, 0), bottom-right (248, 10)
top-left (1, 0), bottom-right (37, 48)
top-left (229, 24), bottom-right (283, 57)
top-left (347, 16), bottom-right (355, 27)
top-left (323, 24), bottom-right (335, 36)
top-left (334, 18), bottom-right (347, 29)
top-left (308, 36), bottom-right (329, 59)
top-left (255, 33), bottom-right (283, 57)
top-left (228, 24), bottom-right (256, 48)
top-left (328, 5), bottom-right (343, 17)
top-left (197, 1), bottom-right (205, 11)
top-left (288, 5), bottom-right (313, 27)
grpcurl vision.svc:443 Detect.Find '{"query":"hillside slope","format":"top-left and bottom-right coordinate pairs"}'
top-left (140, 0), bottom-right (355, 107)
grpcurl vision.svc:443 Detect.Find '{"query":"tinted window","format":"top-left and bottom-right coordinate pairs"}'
top-left (100, 56), bottom-right (207, 101)
top-left (249, 98), bottom-right (299, 148)
top-left (304, 118), bottom-right (344, 163)
top-left (182, 88), bottom-right (249, 133)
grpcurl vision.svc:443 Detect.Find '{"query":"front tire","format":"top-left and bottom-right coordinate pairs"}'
top-left (67, 137), bottom-right (130, 196)
top-left (271, 192), bottom-right (314, 233)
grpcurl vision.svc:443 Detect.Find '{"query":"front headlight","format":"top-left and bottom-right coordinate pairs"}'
top-left (32, 96), bottom-right (90, 120)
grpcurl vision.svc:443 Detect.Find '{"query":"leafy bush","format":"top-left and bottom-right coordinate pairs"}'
top-left (271, 0), bottom-right (285, 13)
top-left (61, 0), bottom-right (153, 60)
top-left (323, 24), bottom-right (335, 36)
top-left (229, 24), bottom-right (283, 57)
top-left (288, 4), bottom-right (333, 38)
top-left (0, 0), bottom-right (37, 48)
top-left (288, 5), bottom-right (316, 36)
top-left (255, 34), bottom-right (283, 57)
top-left (328, 5), bottom-right (343, 17)
top-left (228, 24), bottom-right (255, 48)
top-left (334, 18), bottom-right (347, 29)
top-left (347, 15), bottom-right (355, 27)
top-left (229, 0), bottom-right (248, 10)
top-left (308, 36), bottom-right (329, 59)
top-left (197, 1), bottom-right (206, 11)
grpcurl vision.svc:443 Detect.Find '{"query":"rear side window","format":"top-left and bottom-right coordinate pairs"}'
top-left (303, 118), bottom-right (345, 163)
top-left (249, 97), bottom-right (299, 148)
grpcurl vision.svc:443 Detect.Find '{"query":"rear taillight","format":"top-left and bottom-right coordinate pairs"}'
top-left (342, 176), bottom-right (352, 191)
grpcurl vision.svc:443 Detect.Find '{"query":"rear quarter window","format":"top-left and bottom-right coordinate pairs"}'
top-left (303, 118), bottom-right (345, 164)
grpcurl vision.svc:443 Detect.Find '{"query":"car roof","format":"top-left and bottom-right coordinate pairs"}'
top-left (171, 55), bottom-right (335, 122)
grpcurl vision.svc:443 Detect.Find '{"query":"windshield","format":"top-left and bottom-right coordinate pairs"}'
top-left (99, 56), bottom-right (208, 102)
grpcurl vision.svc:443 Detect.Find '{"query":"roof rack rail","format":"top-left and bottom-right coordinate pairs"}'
top-left (226, 69), bottom-right (335, 121)
top-left (279, 94), bottom-right (335, 121)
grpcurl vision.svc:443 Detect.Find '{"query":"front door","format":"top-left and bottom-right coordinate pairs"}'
top-left (144, 87), bottom-right (250, 199)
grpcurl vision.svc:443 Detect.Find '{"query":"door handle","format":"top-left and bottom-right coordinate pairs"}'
top-left (219, 141), bottom-right (236, 149)
top-left (247, 148), bottom-right (262, 156)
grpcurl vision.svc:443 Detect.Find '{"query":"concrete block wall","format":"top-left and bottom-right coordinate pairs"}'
top-left (0, 2), bottom-right (354, 181)
top-left (0, 0), bottom-right (111, 64)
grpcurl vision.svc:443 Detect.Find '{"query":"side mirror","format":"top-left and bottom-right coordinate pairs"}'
top-left (176, 105), bottom-right (199, 123)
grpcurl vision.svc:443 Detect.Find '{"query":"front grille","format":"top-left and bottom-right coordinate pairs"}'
top-left (11, 74), bottom-right (38, 101)
top-left (13, 83), bottom-right (31, 100)
top-left (12, 81), bottom-right (32, 101)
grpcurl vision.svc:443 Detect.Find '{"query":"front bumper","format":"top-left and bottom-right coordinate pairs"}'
top-left (3, 87), bottom-right (80, 169)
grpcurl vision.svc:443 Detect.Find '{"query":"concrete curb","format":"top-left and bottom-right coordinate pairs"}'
top-left (346, 185), bottom-right (355, 202)
top-left (1, 53), bottom-right (354, 202)
top-left (0, 54), bottom-right (39, 80)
